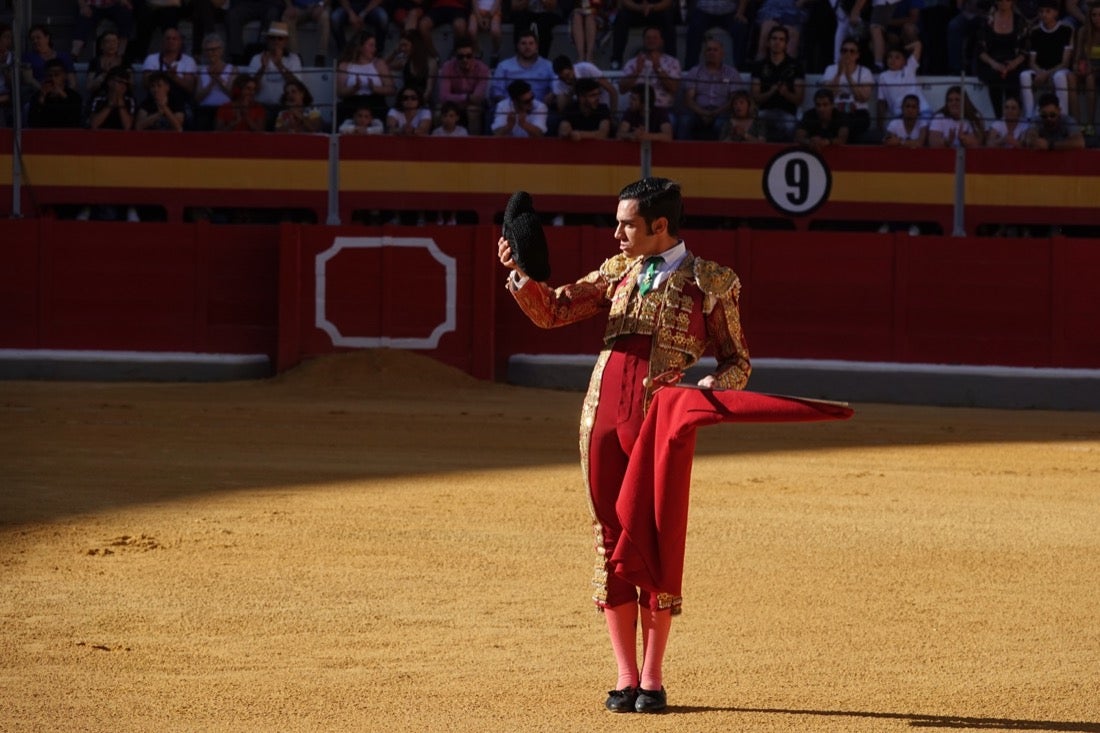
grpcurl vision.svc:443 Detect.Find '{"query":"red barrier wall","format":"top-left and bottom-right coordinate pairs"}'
top-left (3, 130), bottom-right (1098, 235)
top-left (2, 220), bottom-right (279, 356)
top-left (1, 221), bottom-right (1098, 375)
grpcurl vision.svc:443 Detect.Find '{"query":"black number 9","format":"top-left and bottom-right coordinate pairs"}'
top-left (785, 158), bottom-right (809, 206)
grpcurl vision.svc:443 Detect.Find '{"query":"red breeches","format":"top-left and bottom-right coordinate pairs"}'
top-left (588, 336), bottom-right (661, 610)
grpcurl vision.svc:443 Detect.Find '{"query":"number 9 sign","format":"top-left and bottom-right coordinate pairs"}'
top-left (761, 147), bottom-right (832, 216)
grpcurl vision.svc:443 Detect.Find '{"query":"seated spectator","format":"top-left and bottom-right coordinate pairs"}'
top-left (510, 0), bottom-right (564, 60)
top-left (751, 24), bottom-right (805, 142)
top-left (195, 33), bottom-right (238, 131)
top-left (616, 26), bottom-right (682, 114)
top-left (985, 94), bottom-right (1028, 146)
top-left (89, 65), bottom-right (136, 130)
top-left (882, 92), bottom-right (929, 145)
top-left (570, 0), bottom-right (607, 65)
top-left (433, 100), bottom-right (470, 135)
top-left (283, 0), bottom-right (332, 66)
top-left (29, 58), bottom-right (84, 128)
top-left (1024, 91), bottom-right (1086, 148)
top-left (275, 78), bottom-right (324, 132)
top-left (685, 0), bottom-right (750, 71)
top-left (136, 70), bottom-right (185, 130)
top-left (723, 89), bottom-right (766, 141)
top-left (388, 30), bottom-right (439, 102)
top-left (438, 38), bottom-right (491, 134)
top-left (22, 25), bottom-right (77, 94)
top-left (338, 102), bottom-right (385, 133)
top-left (617, 83), bottom-right (674, 140)
top-left (0, 23), bottom-right (12, 127)
top-left (822, 39), bottom-right (875, 141)
top-left (795, 88), bottom-right (850, 149)
top-left (1072, 1), bottom-right (1100, 135)
top-left (491, 79), bottom-right (549, 137)
top-left (557, 77), bottom-right (613, 140)
top-left (338, 31), bottom-right (396, 122)
top-left (677, 35), bottom-right (743, 141)
top-left (927, 84), bottom-right (986, 146)
top-left (1021, 0), bottom-right (1076, 119)
top-left (215, 74), bottom-right (267, 131)
top-left (754, 0), bottom-right (810, 61)
top-left (85, 31), bottom-right (128, 103)
top-left (141, 27), bottom-right (198, 124)
top-left (387, 86), bottom-right (433, 135)
top-left (471, 0), bottom-right (504, 67)
top-left (245, 22), bottom-right (305, 121)
top-left (225, 0), bottom-right (284, 64)
top-left (876, 40), bottom-right (931, 132)
top-left (72, 0), bottom-right (134, 60)
top-left (609, 0), bottom-right (679, 70)
top-left (489, 29), bottom-right (555, 106)
top-left (975, 0), bottom-right (1028, 120)
top-left (550, 54), bottom-right (618, 116)
top-left (332, 0), bottom-right (389, 59)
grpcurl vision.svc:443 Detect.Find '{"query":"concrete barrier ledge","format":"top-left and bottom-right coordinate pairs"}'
top-left (507, 354), bottom-right (1100, 411)
top-left (0, 349), bottom-right (272, 382)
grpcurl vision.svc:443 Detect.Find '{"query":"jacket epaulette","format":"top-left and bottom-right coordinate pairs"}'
top-left (599, 253), bottom-right (637, 283)
top-left (692, 257), bottom-right (739, 297)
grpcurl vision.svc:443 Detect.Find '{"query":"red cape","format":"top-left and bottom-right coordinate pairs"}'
top-left (609, 386), bottom-right (854, 597)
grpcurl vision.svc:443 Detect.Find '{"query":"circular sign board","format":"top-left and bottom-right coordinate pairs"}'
top-left (761, 147), bottom-right (832, 216)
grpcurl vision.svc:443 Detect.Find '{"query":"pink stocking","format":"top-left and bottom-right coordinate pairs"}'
top-left (639, 607), bottom-right (671, 690)
top-left (604, 602), bottom-right (639, 689)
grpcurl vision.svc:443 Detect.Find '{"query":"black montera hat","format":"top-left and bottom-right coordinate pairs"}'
top-left (503, 191), bottom-right (550, 282)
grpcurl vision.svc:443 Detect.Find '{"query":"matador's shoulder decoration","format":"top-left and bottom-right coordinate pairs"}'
top-left (599, 253), bottom-right (637, 283)
top-left (692, 257), bottom-right (739, 297)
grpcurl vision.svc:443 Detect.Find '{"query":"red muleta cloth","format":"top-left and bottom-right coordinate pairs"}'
top-left (609, 386), bottom-right (854, 598)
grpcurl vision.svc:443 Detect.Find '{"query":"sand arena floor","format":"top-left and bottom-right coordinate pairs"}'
top-left (1, 350), bottom-right (1098, 733)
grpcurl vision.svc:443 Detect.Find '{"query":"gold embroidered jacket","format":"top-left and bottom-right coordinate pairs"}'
top-left (509, 250), bottom-right (752, 403)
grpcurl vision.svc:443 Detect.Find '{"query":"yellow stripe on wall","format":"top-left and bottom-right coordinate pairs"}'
top-left (338, 161), bottom-right (637, 196)
top-left (11, 155), bottom-right (1100, 211)
top-left (22, 155), bottom-right (329, 190)
top-left (966, 173), bottom-right (1100, 208)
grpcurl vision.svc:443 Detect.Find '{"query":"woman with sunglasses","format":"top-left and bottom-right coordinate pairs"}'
top-left (386, 85), bottom-right (432, 135)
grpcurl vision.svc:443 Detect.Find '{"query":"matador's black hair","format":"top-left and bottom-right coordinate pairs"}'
top-left (618, 177), bottom-right (683, 235)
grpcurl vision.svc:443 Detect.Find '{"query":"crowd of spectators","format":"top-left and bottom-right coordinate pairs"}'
top-left (2, 0), bottom-right (1098, 147)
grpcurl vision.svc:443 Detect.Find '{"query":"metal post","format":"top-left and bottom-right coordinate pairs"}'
top-left (641, 79), bottom-right (652, 178)
top-left (10, 0), bottom-right (27, 218)
top-left (327, 131), bottom-right (341, 226)
top-left (952, 71), bottom-right (967, 236)
top-left (326, 65), bottom-right (340, 226)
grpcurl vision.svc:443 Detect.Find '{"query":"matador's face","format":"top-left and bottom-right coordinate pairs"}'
top-left (614, 199), bottom-right (665, 259)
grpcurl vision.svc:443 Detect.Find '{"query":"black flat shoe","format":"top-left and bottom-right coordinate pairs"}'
top-left (604, 686), bottom-right (638, 713)
top-left (634, 686), bottom-right (667, 713)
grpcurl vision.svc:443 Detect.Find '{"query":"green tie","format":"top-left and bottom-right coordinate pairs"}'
top-left (638, 256), bottom-right (662, 295)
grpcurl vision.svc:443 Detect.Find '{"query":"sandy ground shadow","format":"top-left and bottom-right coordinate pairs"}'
top-left (1, 350), bottom-right (1099, 732)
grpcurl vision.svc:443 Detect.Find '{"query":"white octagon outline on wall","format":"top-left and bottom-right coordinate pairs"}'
top-left (315, 236), bottom-right (457, 349)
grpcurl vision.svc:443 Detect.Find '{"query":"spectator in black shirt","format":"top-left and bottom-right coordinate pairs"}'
top-left (29, 59), bottom-right (83, 128)
top-left (795, 88), bottom-right (850, 150)
top-left (1020, 0), bottom-right (1075, 118)
top-left (750, 24), bottom-right (805, 141)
